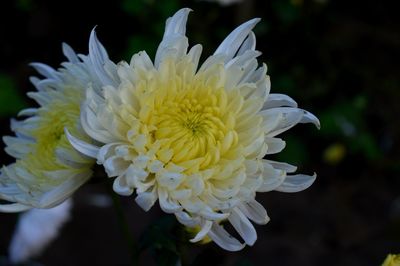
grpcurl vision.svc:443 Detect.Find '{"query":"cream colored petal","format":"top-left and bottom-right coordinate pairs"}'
top-left (103, 156), bottom-right (130, 177)
top-left (113, 175), bottom-right (134, 196)
top-left (175, 211), bottom-right (200, 227)
top-left (190, 220), bottom-right (213, 243)
top-left (135, 189), bottom-right (157, 211)
top-left (158, 187), bottom-right (182, 213)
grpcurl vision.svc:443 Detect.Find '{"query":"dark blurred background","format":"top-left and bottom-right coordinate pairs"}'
top-left (1, 0), bottom-right (400, 265)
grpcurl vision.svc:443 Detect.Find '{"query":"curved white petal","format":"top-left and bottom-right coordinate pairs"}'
top-left (190, 220), bottom-right (213, 243)
top-left (237, 31), bottom-right (256, 56)
top-left (62, 43), bottom-right (79, 63)
top-left (238, 200), bottom-right (269, 225)
top-left (200, 207), bottom-right (229, 221)
top-left (89, 29), bottom-right (118, 87)
top-left (275, 173), bottom-right (316, 193)
top-left (207, 223), bottom-right (245, 252)
top-left (103, 156), bottom-right (130, 177)
top-left (135, 190), bottom-right (157, 211)
top-left (163, 8), bottom-right (191, 38)
top-left (228, 207), bottom-right (257, 245)
top-left (175, 211), bottom-right (200, 227)
top-left (38, 171), bottom-right (92, 208)
top-left (29, 63), bottom-right (60, 81)
top-left (0, 203), bottom-right (31, 213)
top-left (263, 93), bottom-right (298, 109)
top-left (80, 104), bottom-right (117, 143)
top-left (113, 175), bottom-right (134, 196)
top-left (300, 110), bottom-right (321, 129)
top-left (264, 107), bottom-right (320, 137)
top-left (97, 143), bottom-right (121, 163)
top-left (214, 18), bottom-right (260, 61)
top-left (263, 160), bottom-right (297, 173)
top-left (258, 162), bottom-right (286, 192)
top-left (265, 137), bottom-right (286, 154)
top-left (261, 107), bottom-right (303, 136)
top-left (158, 187), bottom-right (182, 213)
top-left (155, 8), bottom-right (191, 67)
top-left (65, 128), bottom-right (99, 158)
top-left (17, 108), bottom-right (38, 117)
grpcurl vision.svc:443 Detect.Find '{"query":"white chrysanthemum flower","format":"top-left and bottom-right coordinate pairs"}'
top-left (0, 43), bottom-right (112, 212)
top-left (68, 8), bottom-right (320, 251)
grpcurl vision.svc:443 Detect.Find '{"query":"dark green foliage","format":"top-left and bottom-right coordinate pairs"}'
top-left (139, 215), bottom-right (180, 266)
top-left (0, 74), bottom-right (27, 117)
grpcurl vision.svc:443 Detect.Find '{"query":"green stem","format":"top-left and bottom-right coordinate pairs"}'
top-left (107, 182), bottom-right (140, 265)
top-left (177, 224), bottom-right (188, 266)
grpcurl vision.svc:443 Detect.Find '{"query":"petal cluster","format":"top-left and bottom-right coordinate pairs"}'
top-left (0, 44), bottom-right (105, 211)
top-left (69, 8), bottom-right (319, 251)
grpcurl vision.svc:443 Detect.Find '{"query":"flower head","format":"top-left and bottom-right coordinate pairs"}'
top-left (382, 254), bottom-right (400, 266)
top-left (0, 43), bottom-right (109, 212)
top-left (68, 8), bottom-right (320, 251)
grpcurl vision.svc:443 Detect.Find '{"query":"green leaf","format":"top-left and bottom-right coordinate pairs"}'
top-left (0, 73), bottom-right (27, 117)
top-left (139, 215), bottom-right (181, 266)
top-left (15, 0), bottom-right (33, 12)
top-left (122, 0), bottom-right (146, 17)
top-left (351, 132), bottom-right (381, 160)
top-left (272, 0), bottom-right (301, 24)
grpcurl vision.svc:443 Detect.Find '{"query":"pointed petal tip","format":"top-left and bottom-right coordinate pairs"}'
top-left (163, 7), bottom-right (192, 38)
top-left (303, 110), bottom-right (320, 129)
top-left (176, 7), bottom-right (193, 14)
top-left (312, 116), bottom-right (321, 130)
top-left (214, 17), bottom-right (261, 60)
top-left (248, 17), bottom-right (261, 24)
top-left (276, 173), bottom-right (317, 193)
top-left (89, 27), bottom-right (99, 43)
top-left (169, 8), bottom-right (192, 22)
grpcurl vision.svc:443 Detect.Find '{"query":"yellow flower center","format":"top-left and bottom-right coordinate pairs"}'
top-left (18, 88), bottom-right (87, 177)
top-left (151, 86), bottom-right (235, 165)
top-left (122, 60), bottom-right (246, 173)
